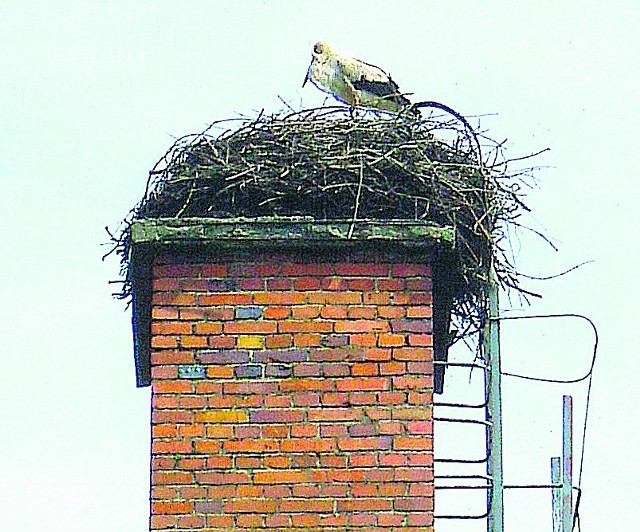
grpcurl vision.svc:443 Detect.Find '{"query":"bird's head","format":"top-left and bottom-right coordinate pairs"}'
top-left (311, 41), bottom-right (332, 60)
top-left (303, 41), bottom-right (333, 87)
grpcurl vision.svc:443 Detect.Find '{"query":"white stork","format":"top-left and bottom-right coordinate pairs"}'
top-left (303, 41), bottom-right (417, 115)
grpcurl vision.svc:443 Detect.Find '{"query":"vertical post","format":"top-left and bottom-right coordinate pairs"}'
top-left (550, 456), bottom-right (561, 532)
top-left (485, 266), bottom-right (504, 532)
top-left (562, 395), bottom-right (573, 531)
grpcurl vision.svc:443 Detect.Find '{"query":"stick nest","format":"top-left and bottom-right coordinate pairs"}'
top-left (111, 106), bottom-right (536, 341)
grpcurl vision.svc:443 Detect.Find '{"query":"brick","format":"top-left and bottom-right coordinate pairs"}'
top-left (280, 263), bottom-right (333, 276)
top-left (265, 334), bottom-right (294, 348)
top-left (321, 334), bottom-right (349, 347)
top-left (279, 378), bottom-right (334, 392)
top-left (205, 307), bottom-right (235, 320)
top-left (392, 347), bottom-right (432, 361)
top-left (253, 292), bottom-right (306, 305)
top-left (198, 293), bottom-right (252, 306)
top-left (320, 305), bottom-right (348, 319)
top-left (407, 361), bottom-right (432, 374)
top-left (197, 472), bottom-right (250, 485)
top-left (265, 363), bottom-right (293, 378)
top-left (195, 410), bottom-right (249, 423)
top-left (377, 278), bottom-right (405, 291)
top-left (152, 292), bottom-right (196, 306)
top-left (391, 319), bottom-right (433, 333)
top-left (293, 363), bottom-right (321, 377)
top-left (223, 381), bottom-right (278, 395)
top-left (151, 321), bottom-right (192, 335)
top-left (263, 306), bottom-right (291, 319)
top-left (393, 436), bottom-right (434, 451)
top-left (378, 333), bottom-right (406, 347)
top-left (320, 392), bottom-right (349, 406)
top-left (337, 498), bottom-right (392, 511)
top-left (223, 439), bottom-right (280, 453)
top-left (266, 277), bottom-right (292, 290)
top-left (346, 278), bottom-right (376, 291)
top-left (291, 305), bottom-right (322, 319)
top-left (307, 291), bottom-right (362, 305)
top-left (293, 333), bottom-right (321, 347)
top-left (151, 306), bottom-right (180, 320)
top-left (152, 440), bottom-right (193, 454)
top-left (279, 499), bottom-right (334, 513)
top-left (255, 348), bottom-right (309, 363)
top-left (334, 320), bottom-right (389, 333)
top-left (176, 515), bottom-right (206, 528)
top-left (336, 377), bottom-right (390, 391)
top-left (280, 438), bottom-right (336, 453)
top-left (238, 278), bottom-right (265, 290)
top-left (308, 408), bottom-right (362, 422)
top-left (334, 263), bottom-right (388, 276)
top-left (406, 305), bottom-right (433, 318)
top-left (151, 335), bottom-right (178, 348)
top-left (249, 409), bottom-right (304, 423)
top-left (193, 322), bottom-right (223, 335)
top-left (152, 471), bottom-right (193, 485)
top-left (279, 320), bottom-right (333, 333)
top-left (291, 393), bottom-right (320, 407)
top-left (408, 333), bottom-right (433, 346)
top-left (347, 305), bottom-right (376, 319)
top-left (151, 366), bottom-right (178, 380)
top-left (152, 380), bottom-right (192, 394)
top-left (293, 277), bottom-right (322, 290)
top-left (152, 410), bottom-right (193, 424)
top-left (337, 437), bottom-right (392, 451)
top-left (234, 364), bottom-right (263, 378)
top-left (208, 335), bottom-right (236, 349)
top-left (198, 350), bottom-right (250, 364)
top-left (393, 407), bottom-right (433, 420)
top-left (224, 321), bottom-right (277, 334)
top-left (253, 470), bottom-right (309, 484)
top-left (349, 333), bottom-right (377, 347)
top-left (180, 335), bottom-right (208, 348)
top-left (236, 335), bottom-right (264, 349)
top-left (151, 500), bottom-right (193, 515)
top-left (393, 291), bottom-right (433, 305)
top-left (351, 362), bottom-right (379, 376)
top-left (392, 375), bottom-right (433, 390)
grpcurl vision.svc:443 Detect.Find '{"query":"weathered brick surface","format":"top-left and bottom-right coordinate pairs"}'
top-left (149, 251), bottom-right (434, 531)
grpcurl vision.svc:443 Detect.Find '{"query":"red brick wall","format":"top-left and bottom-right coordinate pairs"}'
top-left (149, 250), bottom-right (434, 531)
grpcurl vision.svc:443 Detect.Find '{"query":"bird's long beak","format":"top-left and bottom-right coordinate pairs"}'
top-left (302, 67), bottom-right (310, 87)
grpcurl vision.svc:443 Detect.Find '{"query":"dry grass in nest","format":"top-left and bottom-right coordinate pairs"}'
top-left (109, 105), bottom-right (541, 342)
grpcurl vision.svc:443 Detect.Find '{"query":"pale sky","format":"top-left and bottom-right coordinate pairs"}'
top-left (1, 1), bottom-right (638, 530)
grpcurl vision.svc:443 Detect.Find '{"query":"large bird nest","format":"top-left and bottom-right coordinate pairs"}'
top-left (109, 105), bottom-right (540, 341)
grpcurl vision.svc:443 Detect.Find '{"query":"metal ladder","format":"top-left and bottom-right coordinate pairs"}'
top-left (433, 270), bottom-right (575, 531)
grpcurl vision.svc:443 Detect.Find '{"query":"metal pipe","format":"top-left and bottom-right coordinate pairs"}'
top-left (485, 266), bottom-right (504, 532)
top-left (562, 395), bottom-right (573, 531)
top-left (551, 456), bottom-right (561, 532)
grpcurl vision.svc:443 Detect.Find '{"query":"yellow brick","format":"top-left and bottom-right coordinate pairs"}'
top-left (237, 335), bottom-right (264, 349)
top-left (195, 410), bottom-right (249, 423)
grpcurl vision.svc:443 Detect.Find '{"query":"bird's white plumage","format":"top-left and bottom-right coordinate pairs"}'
top-left (303, 41), bottom-right (415, 114)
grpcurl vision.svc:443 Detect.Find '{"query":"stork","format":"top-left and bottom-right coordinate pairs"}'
top-left (302, 41), bottom-right (417, 115)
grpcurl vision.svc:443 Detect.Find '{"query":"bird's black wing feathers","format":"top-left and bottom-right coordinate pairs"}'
top-left (353, 76), bottom-right (411, 106)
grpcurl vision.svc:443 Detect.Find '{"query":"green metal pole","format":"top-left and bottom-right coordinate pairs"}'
top-left (551, 456), bottom-right (562, 532)
top-left (485, 266), bottom-right (504, 532)
top-left (562, 395), bottom-right (573, 531)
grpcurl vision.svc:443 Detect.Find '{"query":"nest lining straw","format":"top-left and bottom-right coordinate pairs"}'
top-left (111, 105), bottom-right (535, 341)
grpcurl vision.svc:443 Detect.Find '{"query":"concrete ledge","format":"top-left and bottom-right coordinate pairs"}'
top-left (130, 217), bottom-right (455, 248)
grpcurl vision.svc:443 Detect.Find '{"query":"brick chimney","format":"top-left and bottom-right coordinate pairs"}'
top-left (129, 218), bottom-right (453, 531)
